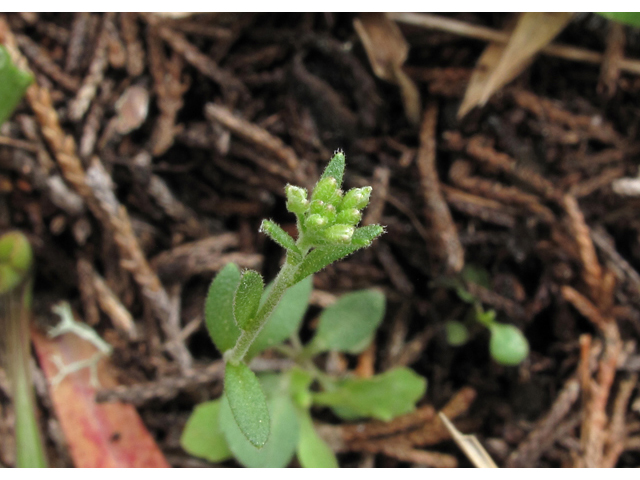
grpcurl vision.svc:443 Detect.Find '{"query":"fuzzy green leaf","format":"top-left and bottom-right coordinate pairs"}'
top-left (296, 409), bottom-right (338, 468)
top-left (224, 362), bottom-right (270, 447)
top-left (313, 368), bottom-right (427, 422)
top-left (320, 150), bottom-right (346, 187)
top-left (220, 391), bottom-right (298, 467)
top-left (350, 224), bottom-right (384, 247)
top-left (488, 323), bottom-right (529, 366)
top-left (260, 220), bottom-right (300, 254)
top-left (205, 263), bottom-right (241, 354)
top-left (290, 225), bottom-right (384, 287)
top-left (180, 400), bottom-right (232, 463)
top-left (234, 270), bottom-right (264, 330)
top-left (0, 46), bottom-right (34, 126)
top-left (309, 289), bottom-right (385, 354)
top-left (291, 246), bottom-right (357, 286)
top-left (246, 275), bottom-right (313, 359)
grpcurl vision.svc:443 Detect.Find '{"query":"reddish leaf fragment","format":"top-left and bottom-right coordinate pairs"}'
top-left (31, 327), bottom-right (170, 468)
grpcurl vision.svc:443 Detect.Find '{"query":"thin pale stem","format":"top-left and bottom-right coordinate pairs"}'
top-left (2, 280), bottom-right (47, 467)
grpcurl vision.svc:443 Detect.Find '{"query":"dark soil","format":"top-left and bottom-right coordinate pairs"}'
top-left (1, 12), bottom-right (640, 468)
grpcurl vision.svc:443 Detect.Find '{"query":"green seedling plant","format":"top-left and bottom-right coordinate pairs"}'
top-left (438, 264), bottom-right (529, 366)
top-left (181, 152), bottom-right (427, 467)
top-left (182, 278), bottom-right (427, 467)
top-left (0, 232), bottom-right (48, 467)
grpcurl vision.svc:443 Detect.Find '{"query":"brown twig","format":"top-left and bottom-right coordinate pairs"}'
top-left (96, 358), bottom-right (293, 405)
top-left (150, 234), bottom-right (262, 284)
top-left (91, 267), bottom-right (138, 340)
top-left (449, 159), bottom-right (555, 223)
top-left (147, 27), bottom-right (190, 156)
top-left (205, 103), bottom-right (301, 174)
top-left (416, 102), bottom-right (464, 274)
top-left (602, 374), bottom-right (638, 467)
top-left (120, 13), bottom-right (145, 77)
top-left (442, 185), bottom-right (517, 228)
top-left (561, 285), bottom-right (622, 467)
top-left (466, 135), bottom-right (562, 202)
top-left (68, 13), bottom-right (112, 121)
top-left (506, 377), bottom-right (581, 467)
top-left (15, 34), bottom-right (80, 92)
top-left (598, 22), bottom-right (626, 98)
top-left (65, 12), bottom-right (91, 73)
top-left (148, 20), bottom-right (248, 99)
top-left (562, 195), bottom-right (603, 307)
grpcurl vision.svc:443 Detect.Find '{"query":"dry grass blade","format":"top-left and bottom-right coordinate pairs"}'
top-left (354, 13), bottom-right (420, 125)
top-left (458, 16), bottom-right (519, 118)
top-left (479, 13), bottom-right (573, 105)
top-left (438, 412), bottom-right (497, 468)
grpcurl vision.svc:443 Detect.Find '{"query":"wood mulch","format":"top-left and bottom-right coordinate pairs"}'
top-left (1, 12), bottom-right (640, 467)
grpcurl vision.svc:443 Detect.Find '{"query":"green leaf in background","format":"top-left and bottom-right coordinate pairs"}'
top-left (296, 408), bottom-right (338, 468)
top-left (313, 367), bottom-right (427, 421)
top-left (488, 323), bottom-right (530, 366)
top-left (224, 362), bottom-right (270, 447)
top-left (599, 12), bottom-right (640, 27)
top-left (445, 320), bottom-right (469, 346)
top-left (204, 263), bottom-right (241, 354)
top-left (180, 400), bottom-right (232, 463)
top-left (0, 45), bottom-right (33, 126)
top-left (246, 275), bottom-right (313, 359)
top-left (220, 392), bottom-right (299, 467)
top-left (233, 269), bottom-right (263, 330)
top-left (309, 289), bottom-right (385, 354)
top-left (288, 367), bottom-right (314, 409)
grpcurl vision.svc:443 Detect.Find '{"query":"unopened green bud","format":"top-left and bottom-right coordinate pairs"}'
top-left (322, 224), bottom-right (355, 244)
top-left (311, 176), bottom-right (339, 204)
top-left (305, 214), bottom-right (328, 230)
top-left (309, 200), bottom-right (336, 224)
top-left (341, 186), bottom-right (372, 211)
top-left (285, 184), bottom-right (308, 214)
top-left (336, 208), bottom-right (361, 226)
top-left (0, 231), bottom-right (33, 294)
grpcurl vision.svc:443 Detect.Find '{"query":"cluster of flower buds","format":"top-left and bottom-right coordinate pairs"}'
top-left (285, 154), bottom-right (372, 246)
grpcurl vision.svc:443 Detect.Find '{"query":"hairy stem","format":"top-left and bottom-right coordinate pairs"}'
top-left (225, 254), bottom-right (300, 365)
